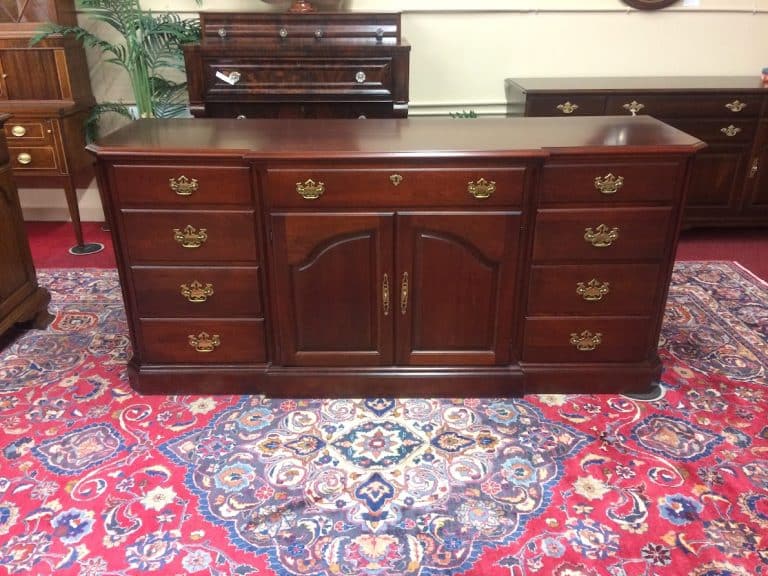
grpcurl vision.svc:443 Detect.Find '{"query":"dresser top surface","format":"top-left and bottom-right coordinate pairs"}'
top-left (506, 76), bottom-right (768, 93)
top-left (88, 116), bottom-right (704, 159)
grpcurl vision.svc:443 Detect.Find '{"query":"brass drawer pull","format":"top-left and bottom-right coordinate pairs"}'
top-left (576, 279), bottom-right (611, 302)
top-left (10, 125), bottom-right (26, 137)
top-left (720, 125), bottom-right (742, 137)
top-left (622, 101), bottom-right (645, 116)
top-left (180, 281), bottom-right (214, 303)
top-left (390, 173), bottom-right (403, 186)
top-left (584, 224), bottom-right (619, 248)
top-left (169, 175), bottom-right (198, 196)
top-left (556, 101), bottom-right (579, 114)
top-left (570, 330), bottom-right (602, 352)
top-left (355, 70), bottom-right (366, 83)
top-left (400, 272), bottom-right (409, 315)
top-left (215, 70), bottom-right (240, 85)
top-left (17, 152), bottom-right (32, 165)
top-left (173, 225), bottom-right (208, 248)
top-left (188, 332), bottom-right (220, 353)
top-left (296, 179), bottom-right (325, 200)
top-left (468, 178), bottom-right (496, 199)
top-left (725, 100), bottom-right (747, 112)
top-left (382, 273), bottom-right (390, 316)
top-left (594, 173), bottom-right (624, 195)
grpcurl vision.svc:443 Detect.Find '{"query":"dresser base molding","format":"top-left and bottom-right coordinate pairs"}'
top-left (127, 361), bottom-right (661, 397)
top-left (0, 286), bottom-right (53, 336)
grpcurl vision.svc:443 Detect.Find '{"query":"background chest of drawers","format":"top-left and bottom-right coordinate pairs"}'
top-left (183, 12), bottom-right (410, 119)
top-left (89, 116), bottom-right (702, 397)
top-left (506, 77), bottom-right (768, 228)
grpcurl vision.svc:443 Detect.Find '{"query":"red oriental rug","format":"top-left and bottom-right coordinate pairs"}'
top-left (0, 261), bottom-right (766, 576)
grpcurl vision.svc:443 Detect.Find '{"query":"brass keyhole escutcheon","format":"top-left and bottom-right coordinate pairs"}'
top-left (390, 174), bottom-right (403, 186)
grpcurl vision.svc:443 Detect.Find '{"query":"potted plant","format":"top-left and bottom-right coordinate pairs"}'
top-left (31, 0), bottom-right (201, 138)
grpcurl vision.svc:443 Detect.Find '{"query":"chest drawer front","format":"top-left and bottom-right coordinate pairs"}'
top-left (4, 120), bottom-right (53, 145)
top-left (540, 162), bottom-right (682, 204)
top-left (121, 210), bottom-right (259, 263)
top-left (113, 165), bottom-right (252, 206)
top-left (523, 317), bottom-right (653, 363)
top-left (131, 266), bottom-right (263, 318)
top-left (662, 118), bottom-right (756, 144)
top-left (266, 167), bottom-right (526, 208)
top-left (605, 94), bottom-right (763, 118)
top-left (9, 146), bottom-right (58, 171)
top-left (139, 319), bottom-right (266, 363)
top-left (527, 264), bottom-right (661, 316)
top-left (532, 207), bottom-right (673, 262)
top-left (526, 95), bottom-right (606, 116)
top-left (205, 59), bottom-right (393, 98)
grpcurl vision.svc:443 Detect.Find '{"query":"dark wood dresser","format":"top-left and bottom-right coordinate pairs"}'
top-left (183, 11), bottom-right (410, 119)
top-left (506, 77), bottom-right (768, 227)
top-left (0, 114), bottom-right (52, 339)
top-left (0, 0), bottom-right (100, 254)
top-left (88, 116), bottom-right (703, 397)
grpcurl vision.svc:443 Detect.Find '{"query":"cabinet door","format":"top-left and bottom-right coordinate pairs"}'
top-left (743, 121), bottom-right (768, 215)
top-left (270, 213), bottom-right (394, 366)
top-left (396, 212), bottom-right (521, 366)
top-left (683, 144), bottom-right (750, 221)
top-left (0, 50), bottom-right (62, 100)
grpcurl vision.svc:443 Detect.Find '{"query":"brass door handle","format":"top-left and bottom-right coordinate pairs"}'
top-left (468, 178), bottom-right (496, 199)
top-left (188, 332), bottom-right (220, 353)
top-left (584, 224), bottom-right (619, 248)
top-left (594, 173), bottom-right (624, 195)
top-left (400, 272), bottom-right (409, 315)
top-left (570, 330), bottom-right (602, 352)
top-left (169, 175), bottom-right (199, 196)
top-left (180, 281), bottom-right (214, 303)
top-left (296, 179), bottom-right (325, 200)
top-left (576, 279), bottom-right (611, 302)
top-left (382, 273), bottom-right (390, 316)
top-left (556, 101), bottom-right (579, 114)
top-left (173, 225), bottom-right (208, 248)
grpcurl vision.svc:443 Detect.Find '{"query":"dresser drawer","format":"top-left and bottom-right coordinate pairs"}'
top-left (121, 210), bottom-right (259, 263)
top-left (526, 95), bottom-right (606, 116)
top-left (527, 264), bottom-right (661, 316)
top-left (131, 266), bottom-right (263, 317)
top-left (540, 161), bottom-right (682, 204)
top-left (139, 319), bottom-right (266, 363)
top-left (112, 165), bottom-right (252, 206)
top-left (204, 58), bottom-right (393, 98)
top-left (522, 317), bottom-right (653, 363)
top-left (532, 207), bottom-right (674, 262)
top-left (9, 146), bottom-right (58, 170)
top-left (605, 94), bottom-right (763, 118)
top-left (4, 120), bottom-right (53, 145)
top-left (266, 167), bottom-right (526, 208)
top-left (663, 118), bottom-right (756, 144)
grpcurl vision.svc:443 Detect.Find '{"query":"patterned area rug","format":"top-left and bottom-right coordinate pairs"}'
top-left (0, 262), bottom-right (766, 576)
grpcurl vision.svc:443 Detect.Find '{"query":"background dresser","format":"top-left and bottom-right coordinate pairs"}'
top-left (0, 0), bottom-right (100, 254)
top-left (506, 77), bottom-right (768, 228)
top-left (0, 114), bottom-right (52, 339)
top-left (89, 116), bottom-right (703, 397)
top-left (183, 11), bottom-right (410, 119)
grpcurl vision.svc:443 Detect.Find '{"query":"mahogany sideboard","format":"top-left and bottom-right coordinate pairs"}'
top-left (0, 114), bottom-right (52, 340)
top-left (506, 76), bottom-right (768, 228)
top-left (183, 11), bottom-right (410, 119)
top-left (88, 116), bottom-right (703, 396)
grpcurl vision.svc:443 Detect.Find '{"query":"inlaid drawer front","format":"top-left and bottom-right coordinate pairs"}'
top-left (4, 120), bottom-right (53, 144)
top-left (527, 264), bottom-right (661, 316)
top-left (522, 317), bottom-right (653, 363)
top-left (266, 167), bottom-right (527, 208)
top-left (139, 319), bottom-right (266, 363)
top-left (605, 94), bottom-right (763, 118)
top-left (112, 165), bottom-right (252, 205)
top-left (532, 207), bottom-right (673, 262)
top-left (121, 210), bottom-right (259, 263)
top-left (9, 146), bottom-right (58, 170)
top-left (204, 59), bottom-right (393, 97)
top-left (526, 95), bottom-right (606, 116)
top-left (539, 162), bottom-right (682, 204)
top-left (131, 266), bottom-right (262, 317)
top-left (663, 119), bottom-right (756, 144)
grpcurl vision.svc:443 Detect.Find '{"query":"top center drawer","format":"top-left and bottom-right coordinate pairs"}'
top-left (265, 166), bottom-right (527, 208)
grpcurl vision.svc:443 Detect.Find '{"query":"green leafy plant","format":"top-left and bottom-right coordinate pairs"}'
top-left (449, 110), bottom-right (478, 119)
top-left (31, 0), bottom-right (201, 138)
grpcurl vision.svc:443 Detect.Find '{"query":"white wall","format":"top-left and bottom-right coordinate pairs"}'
top-left (21, 0), bottom-right (768, 220)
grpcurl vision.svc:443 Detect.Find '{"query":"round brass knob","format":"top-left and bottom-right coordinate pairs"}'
top-left (10, 125), bottom-right (26, 137)
top-left (17, 152), bottom-right (32, 165)
top-left (355, 71), bottom-right (366, 83)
